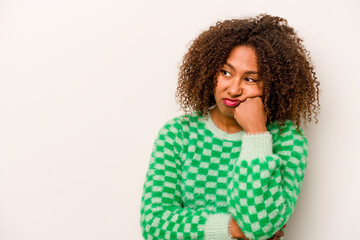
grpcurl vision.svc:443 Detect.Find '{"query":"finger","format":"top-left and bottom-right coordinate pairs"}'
top-left (246, 92), bottom-right (263, 99)
top-left (238, 95), bottom-right (262, 102)
top-left (238, 96), bottom-right (248, 102)
top-left (275, 229), bottom-right (284, 237)
top-left (282, 224), bottom-right (286, 229)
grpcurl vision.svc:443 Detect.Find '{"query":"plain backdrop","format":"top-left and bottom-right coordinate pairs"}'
top-left (0, 0), bottom-right (359, 239)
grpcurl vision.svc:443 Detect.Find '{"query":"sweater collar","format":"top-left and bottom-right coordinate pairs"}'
top-left (201, 111), bottom-right (245, 141)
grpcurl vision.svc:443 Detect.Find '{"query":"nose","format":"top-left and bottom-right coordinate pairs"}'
top-left (227, 78), bottom-right (243, 97)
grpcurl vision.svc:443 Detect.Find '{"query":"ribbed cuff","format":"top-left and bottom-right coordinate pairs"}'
top-left (239, 132), bottom-right (273, 160)
top-left (204, 213), bottom-right (233, 240)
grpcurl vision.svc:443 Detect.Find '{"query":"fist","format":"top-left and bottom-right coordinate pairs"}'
top-left (268, 224), bottom-right (286, 240)
top-left (234, 97), bottom-right (267, 133)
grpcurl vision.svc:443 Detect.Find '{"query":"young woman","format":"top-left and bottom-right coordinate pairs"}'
top-left (140, 14), bottom-right (320, 240)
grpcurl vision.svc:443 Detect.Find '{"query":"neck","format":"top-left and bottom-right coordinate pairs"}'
top-left (210, 107), bottom-right (243, 133)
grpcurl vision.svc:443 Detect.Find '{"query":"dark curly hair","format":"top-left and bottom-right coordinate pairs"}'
top-left (176, 14), bottom-right (320, 127)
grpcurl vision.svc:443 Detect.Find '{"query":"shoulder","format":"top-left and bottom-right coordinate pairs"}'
top-left (267, 121), bottom-right (308, 169)
top-left (154, 112), bottom-right (204, 151)
top-left (267, 120), bottom-right (308, 148)
top-left (159, 112), bottom-right (204, 132)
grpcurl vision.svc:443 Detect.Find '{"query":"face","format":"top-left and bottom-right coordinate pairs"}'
top-left (213, 45), bottom-right (263, 118)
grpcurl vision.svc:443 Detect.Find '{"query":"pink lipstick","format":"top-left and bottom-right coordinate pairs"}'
top-left (223, 98), bottom-right (240, 107)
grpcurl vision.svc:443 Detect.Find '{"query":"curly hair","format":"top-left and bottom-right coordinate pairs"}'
top-left (176, 14), bottom-right (320, 128)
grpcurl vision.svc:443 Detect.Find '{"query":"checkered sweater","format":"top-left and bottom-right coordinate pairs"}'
top-left (140, 112), bottom-right (307, 240)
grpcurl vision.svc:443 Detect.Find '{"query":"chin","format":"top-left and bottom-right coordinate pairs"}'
top-left (218, 106), bottom-right (235, 118)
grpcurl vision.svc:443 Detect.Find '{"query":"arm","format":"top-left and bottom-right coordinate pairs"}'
top-left (227, 121), bottom-right (307, 240)
top-left (229, 211), bottom-right (286, 240)
top-left (140, 118), bottom-right (234, 240)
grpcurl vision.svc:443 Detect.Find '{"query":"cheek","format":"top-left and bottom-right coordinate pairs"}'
top-left (243, 86), bottom-right (263, 97)
top-left (214, 80), bottom-right (226, 96)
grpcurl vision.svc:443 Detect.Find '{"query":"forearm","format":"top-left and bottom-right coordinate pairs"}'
top-left (229, 216), bottom-right (286, 240)
top-left (227, 122), bottom-right (307, 239)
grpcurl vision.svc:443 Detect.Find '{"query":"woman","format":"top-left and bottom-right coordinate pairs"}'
top-left (140, 14), bottom-right (320, 240)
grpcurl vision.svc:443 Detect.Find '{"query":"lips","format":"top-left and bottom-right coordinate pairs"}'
top-left (223, 98), bottom-right (241, 107)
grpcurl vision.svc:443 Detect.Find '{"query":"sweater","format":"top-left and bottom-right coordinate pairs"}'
top-left (140, 112), bottom-right (308, 240)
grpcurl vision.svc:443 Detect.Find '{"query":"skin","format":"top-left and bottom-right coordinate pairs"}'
top-left (210, 45), bottom-right (285, 239)
top-left (210, 45), bottom-right (267, 134)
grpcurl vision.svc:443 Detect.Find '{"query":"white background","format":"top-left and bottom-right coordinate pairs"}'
top-left (0, 0), bottom-right (359, 239)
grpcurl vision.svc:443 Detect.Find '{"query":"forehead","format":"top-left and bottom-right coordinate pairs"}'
top-left (226, 45), bottom-right (258, 71)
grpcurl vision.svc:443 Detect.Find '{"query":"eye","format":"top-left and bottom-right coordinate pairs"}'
top-left (220, 70), bottom-right (232, 77)
top-left (244, 77), bottom-right (258, 83)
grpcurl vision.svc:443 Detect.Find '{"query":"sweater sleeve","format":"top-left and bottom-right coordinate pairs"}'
top-left (140, 118), bottom-right (233, 240)
top-left (227, 121), bottom-right (308, 240)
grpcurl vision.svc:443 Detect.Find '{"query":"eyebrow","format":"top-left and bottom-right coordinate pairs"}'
top-left (223, 63), bottom-right (258, 74)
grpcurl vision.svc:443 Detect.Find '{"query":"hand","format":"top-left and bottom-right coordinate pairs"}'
top-left (229, 218), bottom-right (249, 240)
top-left (234, 96), bottom-right (267, 134)
top-left (267, 224), bottom-right (287, 240)
top-left (230, 218), bottom-right (287, 240)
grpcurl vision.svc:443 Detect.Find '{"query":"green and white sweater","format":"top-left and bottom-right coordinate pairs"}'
top-left (140, 112), bottom-right (308, 240)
